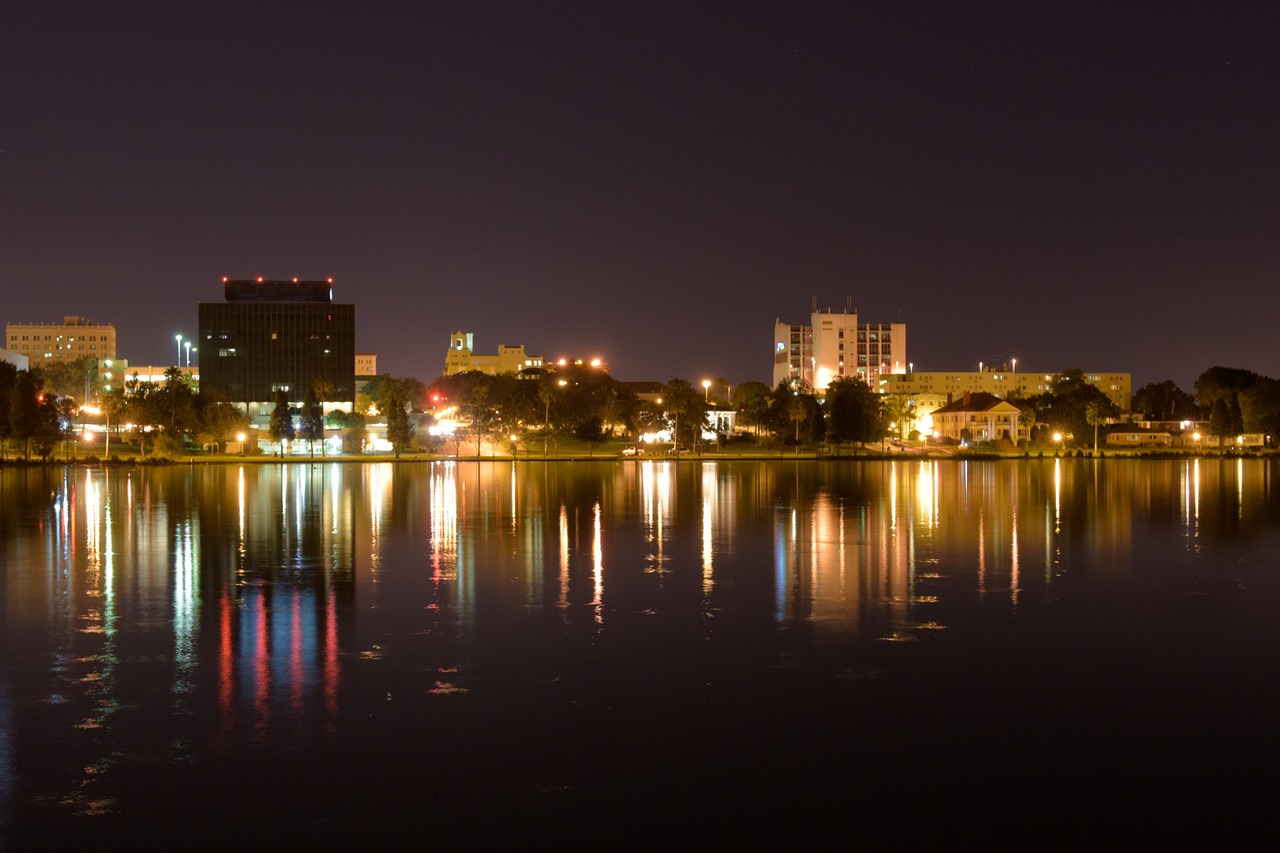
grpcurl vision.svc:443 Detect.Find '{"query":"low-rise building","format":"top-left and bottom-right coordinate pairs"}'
top-left (444, 331), bottom-right (543, 377)
top-left (880, 367), bottom-right (1131, 411)
top-left (929, 392), bottom-right (1027, 444)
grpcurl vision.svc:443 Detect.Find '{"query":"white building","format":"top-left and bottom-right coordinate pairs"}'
top-left (773, 304), bottom-right (906, 391)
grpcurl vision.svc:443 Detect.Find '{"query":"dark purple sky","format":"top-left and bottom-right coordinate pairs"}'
top-left (3, 1), bottom-right (1277, 393)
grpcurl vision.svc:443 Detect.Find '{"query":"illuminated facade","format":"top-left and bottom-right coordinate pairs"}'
top-left (198, 278), bottom-right (355, 412)
top-left (773, 307), bottom-right (907, 391)
top-left (355, 352), bottom-right (377, 376)
top-left (880, 368), bottom-right (1131, 411)
top-left (444, 331), bottom-right (543, 376)
top-left (928, 392), bottom-right (1027, 443)
top-left (5, 316), bottom-right (117, 365)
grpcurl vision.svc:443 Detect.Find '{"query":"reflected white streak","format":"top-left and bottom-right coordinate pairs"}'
top-left (593, 501), bottom-right (603, 623)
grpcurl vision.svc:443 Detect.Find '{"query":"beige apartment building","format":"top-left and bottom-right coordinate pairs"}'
top-left (774, 304), bottom-right (907, 391)
top-left (880, 367), bottom-right (1131, 411)
top-left (6, 316), bottom-right (117, 365)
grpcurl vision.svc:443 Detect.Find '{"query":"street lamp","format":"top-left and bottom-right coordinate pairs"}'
top-left (702, 379), bottom-right (711, 403)
top-left (175, 334), bottom-right (183, 365)
top-left (184, 341), bottom-right (191, 366)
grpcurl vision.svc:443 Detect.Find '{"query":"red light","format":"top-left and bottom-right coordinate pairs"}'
top-left (327, 278), bottom-right (333, 283)
top-left (36, 394), bottom-right (44, 402)
top-left (221, 276), bottom-right (228, 282)
top-left (292, 277), bottom-right (298, 282)
top-left (257, 276), bottom-right (263, 283)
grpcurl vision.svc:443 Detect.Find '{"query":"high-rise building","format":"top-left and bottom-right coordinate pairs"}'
top-left (773, 305), bottom-right (907, 391)
top-left (198, 278), bottom-right (355, 415)
top-left (5, 316), bottom-right (117, 365)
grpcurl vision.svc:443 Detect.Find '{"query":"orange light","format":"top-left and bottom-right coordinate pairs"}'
top-left (293, 277), bottom-right (298, 282)
top-left (221, 276), bottom-right (228, 282)
top-left (327, 278), bottom-right (333, 283)
top-left (257, 276), bottom-right (263, 283)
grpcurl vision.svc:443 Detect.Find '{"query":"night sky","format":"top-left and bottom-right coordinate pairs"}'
top-left (3, 2), bottom-right (1277, 393)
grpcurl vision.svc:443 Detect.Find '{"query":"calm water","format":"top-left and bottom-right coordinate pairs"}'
top-left (1, 458), bottom-right (1278, 847)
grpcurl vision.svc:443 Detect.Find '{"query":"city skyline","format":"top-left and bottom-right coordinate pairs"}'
top-left (3, 2), bottom-right (1277, 393)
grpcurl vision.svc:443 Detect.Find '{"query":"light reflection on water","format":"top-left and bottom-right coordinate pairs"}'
top-left (1, 458), bottom-right (1278, 845)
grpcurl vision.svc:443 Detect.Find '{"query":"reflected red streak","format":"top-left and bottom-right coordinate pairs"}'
top-left (324, 586), bottom-right (339, 731)
top-left (290, 590), bottom-right (303, 714)
top-left (252, 591), bottom-right (270, 739)
top-left (218, 590), bottom-right (233, 744)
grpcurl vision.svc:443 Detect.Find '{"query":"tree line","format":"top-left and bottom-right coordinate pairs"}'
top-left (4, 356), bottom-right (1275, 461)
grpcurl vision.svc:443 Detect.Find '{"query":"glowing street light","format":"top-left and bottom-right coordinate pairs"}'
top-left (702, 379), bottom-right (711, 402)
top-left (175, 334), bottom-right (183, 365)
top-left (184, 341), bottom-right (191, 366)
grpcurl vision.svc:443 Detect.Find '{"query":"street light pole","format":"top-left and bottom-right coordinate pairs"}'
top-left (184, 341), bottom-right (191, 366)
top-left (175, 334), bottom-right (182, 365)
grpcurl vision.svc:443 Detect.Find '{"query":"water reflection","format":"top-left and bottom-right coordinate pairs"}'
top-left (1, 458), bottom-right (1278, 840)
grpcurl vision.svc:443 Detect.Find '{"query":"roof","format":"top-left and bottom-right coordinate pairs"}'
top-left (929, 392), bottom-right (1022, 415)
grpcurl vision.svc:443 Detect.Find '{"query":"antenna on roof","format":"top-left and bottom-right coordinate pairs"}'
top-left (811, 295), bottom-right (817, 313)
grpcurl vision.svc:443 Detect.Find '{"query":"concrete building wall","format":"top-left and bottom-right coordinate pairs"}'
top-left (774, 309), bottom-right (906, 391)
top-left (5, 316), bottom-right (117, 365)
top-left (880, 369), bottom-right (1131, 411)
top-left (444, 331), bottom-right (542, 376)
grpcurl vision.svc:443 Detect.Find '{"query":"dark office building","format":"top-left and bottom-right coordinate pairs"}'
top-left (198, 278), bottom-right (355, 413)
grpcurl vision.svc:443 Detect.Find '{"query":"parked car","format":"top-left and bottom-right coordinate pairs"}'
top-left (622, 445), bottom-right (644, 456)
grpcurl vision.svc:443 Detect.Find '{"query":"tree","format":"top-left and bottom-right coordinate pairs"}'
top-left (327, 409), bottom-right (367, 454)
top-left (880, 394), bottom-right (915, 440)
top-left (1209, 398), bottom-right (1232, 441)
top-left (825, 377), bottom-right (884, 448)
top-left (662, 378), bottom-right (706, 450)
top-left (734, 381), bottom-right (773, 436)
top-left (1239, 377), bottom-right (1280, 441)
top-left (268, 390), bottom-right (294, 452)
top-left (766, 379), bottom-right (818, 445)
top-left (301, 385), bottom-right (325, 457)
top-left (8, 371), bottom-right (46, 460)
top-left (38, 354), bottom-right (99, 402)
top-left (0, 360), bottom-right (17, 459)
top-left (162, 366), bottom-right (197, 437)
top-left (1131, 380), bottom-right (1197, 422)
top-left (386, 387), bottom-right (414, 458)
top-left (572, 415), bottom-right (606, 456)
top-left (193, 389), bottom-right (247, 453)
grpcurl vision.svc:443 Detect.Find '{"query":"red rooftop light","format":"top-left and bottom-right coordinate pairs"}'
top-left (257, 276), bottom-right (263, 283)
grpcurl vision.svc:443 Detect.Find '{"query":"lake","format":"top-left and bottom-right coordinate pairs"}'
top-left (2, 458), bottom-right (1278, 847)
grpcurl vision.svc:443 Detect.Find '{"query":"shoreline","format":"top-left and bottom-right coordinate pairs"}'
top-left (1, 448), bottom-right (1274, 467)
